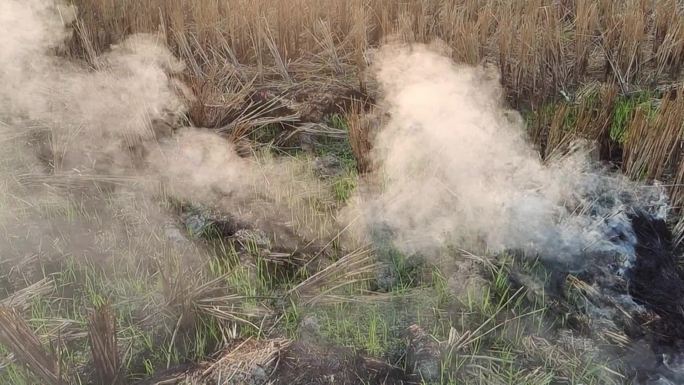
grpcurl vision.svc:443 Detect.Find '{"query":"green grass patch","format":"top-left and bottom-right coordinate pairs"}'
top-left (317, 114), bottom-right (358, 170)
top-left (611, 91), bottom-right (655, 143)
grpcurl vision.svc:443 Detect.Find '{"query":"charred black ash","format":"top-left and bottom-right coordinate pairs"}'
top-left (625, 211), bottom-right (684, 384)
top-left (628, 212), bottom-right (684, 337)
top-left (546, 210), bottom-right (684, 385)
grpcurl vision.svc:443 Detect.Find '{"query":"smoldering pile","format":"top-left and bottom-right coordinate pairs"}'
top-left (349, 43), bottom-right (684, 385)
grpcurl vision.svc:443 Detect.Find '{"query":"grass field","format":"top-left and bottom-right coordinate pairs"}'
top-left (0, 0), bottom-right (683, 384)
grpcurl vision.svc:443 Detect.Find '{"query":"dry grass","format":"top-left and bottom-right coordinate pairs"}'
top-left (673, 150), bottom-right (684, 247)
top-left (0, 278), bottom-right (55, 313)
top-left (87, 303), bottom-right (121, 385)
top-left (288, 247), bottom-right (377, 306)
top-left (0, 307), bottom-right (62, 385)
top-left (529, 82), bottom-right (683, 208)
top-left (623, 90), bottom-right (684, 182)
top-left (345, 102), bottom-right (375, 174)
top-left (66, 0), bottom-right (684, 208)
top-left (199, 337), bottom-right (289, 382)
top-left (67, 0), bottom-right (684, 102)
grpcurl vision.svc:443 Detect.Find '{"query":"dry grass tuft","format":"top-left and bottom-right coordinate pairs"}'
top-left (0, 278), bottom-right (55, 313)
top-left (288, 247), bottom-right (377, 306)
top-left (0, 307), bottom-right (62, 385)
top-left (199, 337), bottom-right (289, 382)
top-left (623, 90), bottom-right (684, 183)
top-left (158, 262), bottom-right (269, 329)
top-left (88, 303), bottom-right (121, 385)
top-left (345, 102), bottom-right (375, 174)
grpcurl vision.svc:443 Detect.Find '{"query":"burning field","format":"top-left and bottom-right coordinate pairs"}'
top-left (0, 0), bottom-right (683, 384)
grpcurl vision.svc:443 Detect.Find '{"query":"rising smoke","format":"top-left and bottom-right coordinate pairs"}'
top-left (354, 43), bottom-right (668, 270)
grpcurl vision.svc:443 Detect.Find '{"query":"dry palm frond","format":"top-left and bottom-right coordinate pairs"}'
top-left (0, 307), bottom-right (62, 385)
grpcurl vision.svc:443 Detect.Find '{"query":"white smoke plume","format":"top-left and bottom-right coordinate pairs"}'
top-left (356, 43), bottom-right (667, 269)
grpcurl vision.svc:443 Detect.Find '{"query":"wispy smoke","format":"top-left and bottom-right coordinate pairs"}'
top-left (0, 0), bottom-right (337, 267)
top-left (355, 43), bottom-right (667, 269)
top-left (1, 1), bottom-right (184, 171)
top-left (0, 0), bottom-right (196, 267)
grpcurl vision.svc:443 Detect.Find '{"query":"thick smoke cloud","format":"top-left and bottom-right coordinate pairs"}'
top-left (356, 44), bottom-right (667, 269)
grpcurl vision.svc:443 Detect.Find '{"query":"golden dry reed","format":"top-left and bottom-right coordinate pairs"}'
top-left (68, 0), bottom-right (684, 220)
